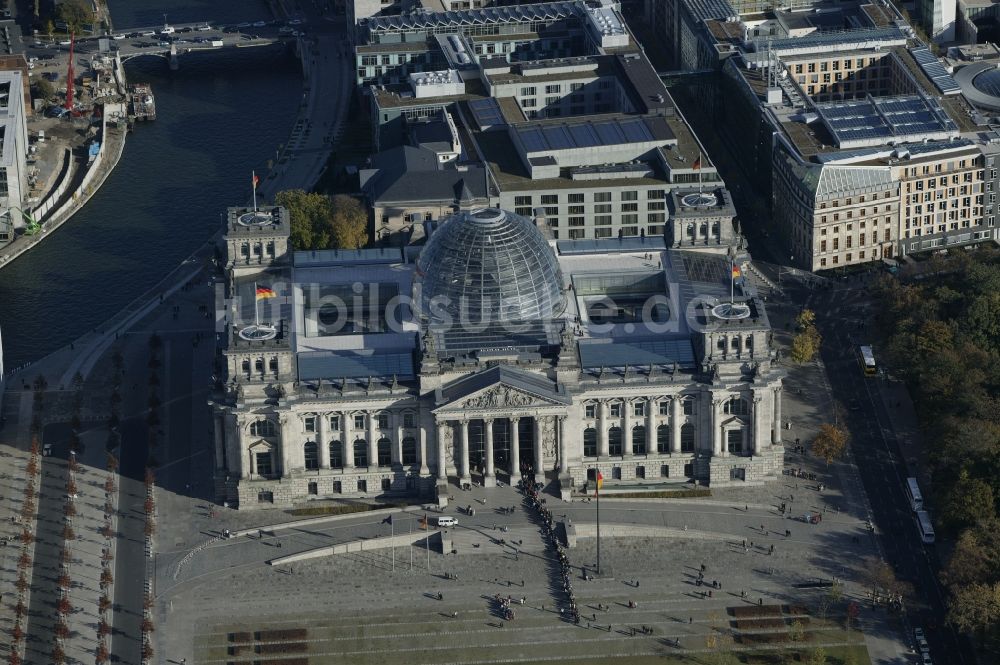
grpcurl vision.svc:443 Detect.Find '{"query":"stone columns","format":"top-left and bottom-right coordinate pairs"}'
top-left (317, 413), bottom-right (330, 469)
top-left (342, 411), bottom-right (354, 468)
top-left (435, 420), bottom-right (447, 481)
top-left (534, 417), bottom-right (544, 479)
top-left (623, 400), bottom-right (633, 456)
top-left (753, 394), bottom-right (764, 455)
top-left (510, 417), bottom-right (521, 483)
top-left (279, 414), bottom-right (295, 477)
top-left (459, 420), bottom-right (471, 485)
top-left (598, 401), bottom-right (609, 458)
top-left (418, 424), bottom-right (430, 476)
top-left (394, 423), bottom-right (404, 466)
top-left (231, 416), bottom-right (248, 479)
top-left (772, 387), bottom-right (782, 444)
top-left (645, 398), bottom-right (655, 454)
top-left (213, 413), bottom-right (226, 470)
top-left (367, 412), bottom-right (377, 468)
top-left (558, 416), bottom-right (568, 474)
top-left (712, 399), bottom-right (723, 457)
top-left (671, 397), bottom-right (682, 454)
top-left (483, 418), bottom-right (496, 487)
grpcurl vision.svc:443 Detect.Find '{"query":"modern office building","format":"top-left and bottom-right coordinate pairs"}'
top-left (0, 69), bottom-right (30, 246)
top-left (210, 202), bottom-right (783, 509)
top-left (644, 0), bottom-right (999, 270)
top-left (354, 0), bottom-right (725, 245)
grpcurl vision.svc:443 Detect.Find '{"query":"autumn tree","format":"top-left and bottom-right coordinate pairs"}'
top-left (939, 470), bottom-right (996, 534)
top-left (329, 195), bottom-right (368, 249)
top-left (55, 0), bottom-right (95, 32)
top-left (811, 423), bottom-right (849, 465)
top-left (947, 582), bottom-right (1000, 645)
top-left (275, 189), bottom-right (334, 249)
top-left (790, 309), bottom-right (822, 363)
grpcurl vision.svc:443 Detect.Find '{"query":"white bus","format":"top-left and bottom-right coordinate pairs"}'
top-left (905, 477), bottom-right (924, 511)
top-left (915, 510), bottom-right (935, 544)
top-left (858, 345), bottom-right (877, 376)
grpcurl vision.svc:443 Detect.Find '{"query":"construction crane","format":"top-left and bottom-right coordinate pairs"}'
top-left (9, 207), bottom-right (40, 236)
top-left (64, 32), bottom-right (75, 113)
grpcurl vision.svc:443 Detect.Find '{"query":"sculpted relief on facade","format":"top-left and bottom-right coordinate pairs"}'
top-left (463, 386), bottom-right (539, 409)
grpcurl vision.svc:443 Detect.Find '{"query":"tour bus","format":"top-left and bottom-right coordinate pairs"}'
top-left (915, 510), bottom-right (935, 544)
top-left (858, 345), bottom-right (877, 376)
top-left (905, 477), bottom-right (924, 511)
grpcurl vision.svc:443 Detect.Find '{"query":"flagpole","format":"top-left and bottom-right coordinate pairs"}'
top-left (697, 152), bottom-right (702, 194)
top-left (426, 516), bottom-right (430, 570)
top-left (391, 516), bottom-right (395, 573)
top-left (731, 259), bottom-right (735, 305)
top-left (253, 281), bottom-right (259, 326)
top-left (252, 171), bottom-right (258, 213)
top-left (409, 518), bottom-right (413, 571)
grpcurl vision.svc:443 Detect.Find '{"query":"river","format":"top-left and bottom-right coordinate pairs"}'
top-left (0, 0), bottom-right (302, 369)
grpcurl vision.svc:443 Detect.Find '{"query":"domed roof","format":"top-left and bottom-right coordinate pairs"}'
top-left (416, 208), bottom-right (565, 325)
top-left (974, 68), bottom-right (1000, 98)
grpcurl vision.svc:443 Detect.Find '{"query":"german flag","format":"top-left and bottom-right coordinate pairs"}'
top-left (731, 263), bottom-right (741, 279)
top-left (256, 286), bottom-right (277, 300)
top-left (596, 470), bottom-right (603, 494)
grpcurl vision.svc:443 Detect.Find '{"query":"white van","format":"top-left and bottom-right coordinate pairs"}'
top-left (160, 26), bottom-right (175, 34)
top-left (436, 516), bottom-right (457, 527)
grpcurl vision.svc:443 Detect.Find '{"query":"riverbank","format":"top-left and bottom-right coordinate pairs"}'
top-left (0, 57), bottom-right (130, 272)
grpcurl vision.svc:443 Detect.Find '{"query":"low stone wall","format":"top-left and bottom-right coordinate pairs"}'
top-left (269, 530), bottom-right (444, 565)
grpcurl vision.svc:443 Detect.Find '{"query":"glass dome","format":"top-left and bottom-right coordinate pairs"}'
top-left (416, 208), bottom-right (565, 324)
top-left (975, 69), bottom-right (1000, 98)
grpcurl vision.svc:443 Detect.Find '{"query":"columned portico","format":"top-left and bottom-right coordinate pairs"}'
top-left (510, 417), bottom-right (521, 483)
top-left (671, 397), bottom-right (682, 454)
top-left (645, 399), bottom-right (655, 454)
top-left (483, 418), bottom-right (496, 487)
top-left (435, 420), bottom-right (447, 481)
top-left (459, 419), bottom-right (471, 484)
top-left (317, 413), bottom-right (330, 469)
top-left (622, 400), bottom-right (633, 456)
top-left (598, 401), bottom-right (609, 457)
top-left (772, 387), bottom-right (782, 444)
top-left (342, 411), bottom-right (354, 468)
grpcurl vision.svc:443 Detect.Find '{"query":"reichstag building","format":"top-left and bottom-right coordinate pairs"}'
top-left (211, 198), bottom-right (784, 508)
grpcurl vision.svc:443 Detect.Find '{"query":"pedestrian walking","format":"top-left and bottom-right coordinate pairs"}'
top-left (689, 617), bottom-right (693, 624)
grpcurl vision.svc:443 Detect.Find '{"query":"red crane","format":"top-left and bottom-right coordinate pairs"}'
top-left (63, 32), bottom-right (75, 112)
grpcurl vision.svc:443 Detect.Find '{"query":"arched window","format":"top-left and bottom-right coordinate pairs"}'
top-left (632, 425), bottom-right (646, 455)
top-left (657, 424), bottom-right (670, 453)
top-left (377, 437), bottom-right (392, 467)
top-left (303, 440), bottom-right (318, 470)
top-left (402, 437), bottom-right (417, 464)
top-left (250, 419), bottom-right (276, 437)
top-left (724, 398), bottom-right (749, 416)
top-left (329, 440), bottom-right (343, 468)
top-left (583, 428), bottom-right (597, 457)
top-left (353, 439), bottom-right (368, 467)
top-left (681, 423), bottom-right (695, 453)
top-left (608, 426), bottom-right (623, 456)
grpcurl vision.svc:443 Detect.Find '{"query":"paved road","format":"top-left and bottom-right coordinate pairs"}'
top-left (809, 283), bottom-right (972, 665)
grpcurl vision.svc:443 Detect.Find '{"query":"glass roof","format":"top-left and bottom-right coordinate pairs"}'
top-left (416, 208), bottom-right (565, 325)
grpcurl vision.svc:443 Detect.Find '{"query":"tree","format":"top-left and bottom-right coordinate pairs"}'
top-left (55, 0), bottom-right (94, 32)
top-left (805, 646), bottom-right (827, 665)
top-left (275, 189), bottom-right (334, 249)
top-left (796, 309), bottom-right (816, 329)
top-left (31, 76), bottom-right (54, 102)
top-left (788, 619), bottom-right (805, 642)
top-left (329, 195), bottom-right (368, 249)
top-left (940, 470), bottom-right (996, 533)
top-left (811, 423), bottom-right (848, 465)
top-left (98, 595), bottom-right (111, 613)
top-left (942, 519), bottom-right (1000, 588)
top-left (95, 642), bottom-right (110, 665)
top-left (947, 582), bottom-right (1000, 643)
top-left (100, 568), bottom-right (113, 588)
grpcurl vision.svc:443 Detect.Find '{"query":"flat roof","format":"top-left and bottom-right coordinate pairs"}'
top-left (474, 127), bottom-right (671, 191)
top-left (815, 95), bottom-right (959, 148)
top-left (297, 350), bottom-right (415, 380)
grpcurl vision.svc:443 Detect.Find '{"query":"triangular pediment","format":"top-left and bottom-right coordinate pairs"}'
top-left (435, 366), bottom-right (571, 413)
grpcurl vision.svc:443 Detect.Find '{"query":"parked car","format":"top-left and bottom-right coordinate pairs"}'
top-left (253, 20), bottom-right (266, 27)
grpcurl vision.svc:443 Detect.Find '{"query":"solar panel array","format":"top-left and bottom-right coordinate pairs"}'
top-left (468, 98), bottom-right (505, 129)
top-left (817, 95), bottom-right (958, 147)
top-left (297, 351), bottom-right (415, 380)
top-left (578, 338), bottom-right (696, 369)
top-left (517, 118), bottom-right (654, 153)
top-left (911, 48), bottom-right (961, 95)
